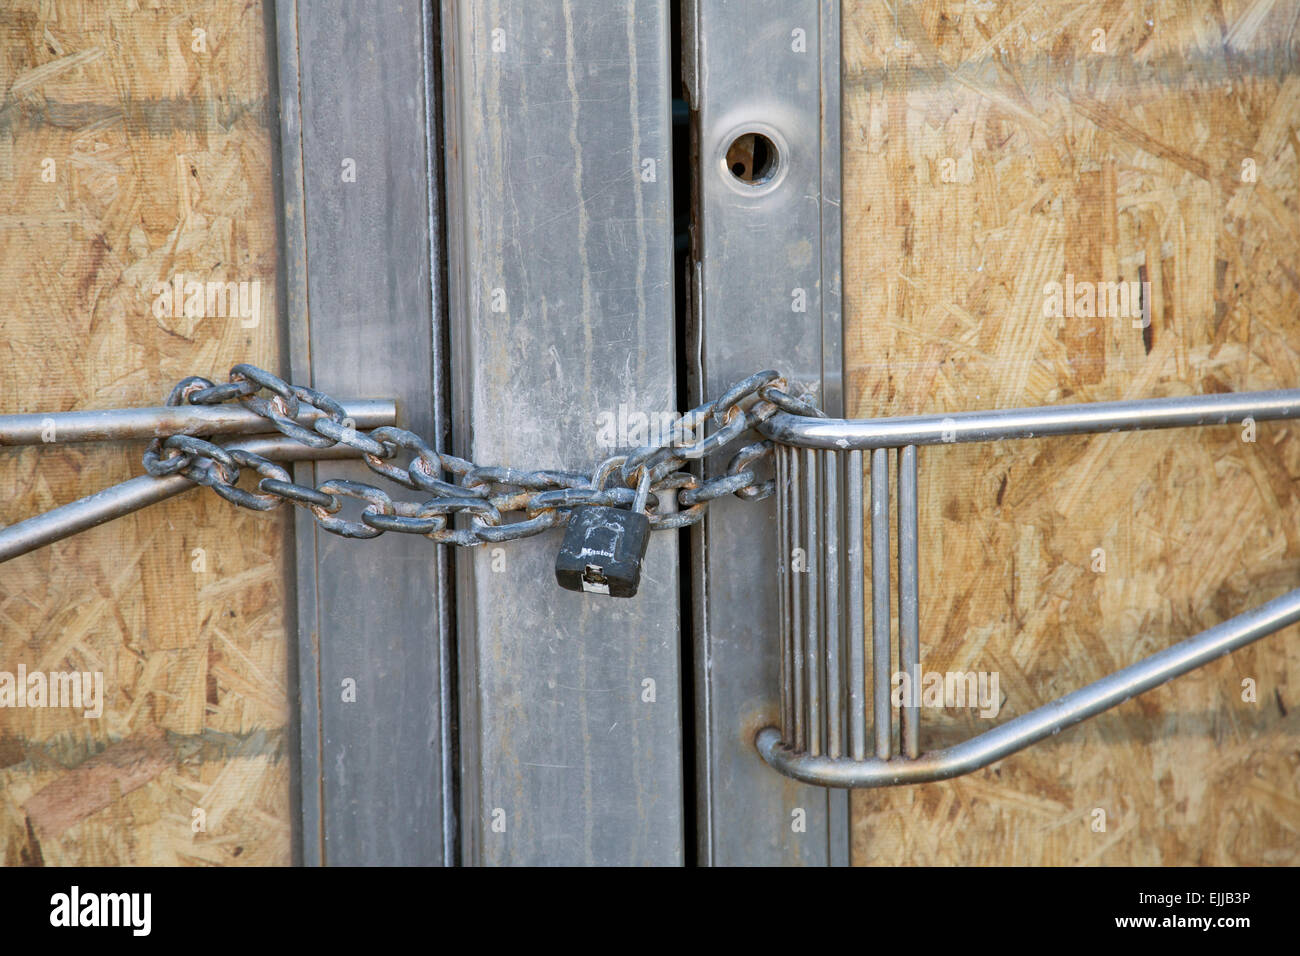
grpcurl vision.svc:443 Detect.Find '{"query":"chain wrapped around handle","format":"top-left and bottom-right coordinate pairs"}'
top-left (142, 364), bottom-right (825, 549)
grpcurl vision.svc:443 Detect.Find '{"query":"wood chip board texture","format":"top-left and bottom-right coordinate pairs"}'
top-left (0, 0), bottom-right (290, 867)
top-left (844, 0), bottom-right (1300, 865)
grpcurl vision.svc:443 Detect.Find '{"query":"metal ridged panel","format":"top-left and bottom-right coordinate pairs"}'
top-left (276, 0), bottom-right (453, 866)
top-left (442, 0), bottom-right (682, 866)
top-left (691, 0), bottom-right (847, 867)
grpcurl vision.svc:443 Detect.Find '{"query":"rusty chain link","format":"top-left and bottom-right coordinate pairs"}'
top-left (141, 364), bottom-right (825, 547)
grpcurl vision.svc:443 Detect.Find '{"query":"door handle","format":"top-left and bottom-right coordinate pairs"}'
top-left (755, 388), bottom-right (1300, 787)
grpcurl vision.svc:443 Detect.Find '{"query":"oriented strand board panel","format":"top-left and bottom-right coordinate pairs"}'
top-left (844, 0), bottom-right (1300, 864)
top-left (0, 0), bottom-right (289, 865)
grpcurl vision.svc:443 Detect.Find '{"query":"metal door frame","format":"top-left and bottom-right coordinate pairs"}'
top-left (275, 0), bottom-right (848, 866)
top-left (274, 0), bottom-right (455, 866)
top-left (440, 0), bottom-right (684, 866)
top-left (686, 0), bottom-right (849, 865)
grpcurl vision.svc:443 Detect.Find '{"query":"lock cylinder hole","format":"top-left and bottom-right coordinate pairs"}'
top-left (725, 131), bottom-right (779, 185)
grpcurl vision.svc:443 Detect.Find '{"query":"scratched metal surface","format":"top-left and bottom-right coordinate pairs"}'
top-left (686, 0), bottom-right (848, 865)
top-left (276, 0), bottom-right (454, 865)
top-left (442, 0), bottom-right (682, 865)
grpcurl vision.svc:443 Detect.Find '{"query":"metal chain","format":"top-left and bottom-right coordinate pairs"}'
top-left (141, 364), bottom-right (825, 547)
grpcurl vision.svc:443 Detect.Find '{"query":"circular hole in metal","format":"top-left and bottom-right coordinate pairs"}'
top-left (725, 131), bottom-right (779, 186)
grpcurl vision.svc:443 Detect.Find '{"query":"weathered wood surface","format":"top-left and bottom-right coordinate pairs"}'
top-left (0, 0), bottom-right (289, 866)
top-left (844, 0), bottom-right (1300, 864)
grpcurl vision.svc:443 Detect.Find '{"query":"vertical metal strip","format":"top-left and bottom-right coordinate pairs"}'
top-left (789, 449), bottom-right (806, 753)
top-left (419, 0), bottom-right (457, 867)
top-left (845, 448), bottom-right (866, 761)
top-left (777, 447), bottom-right (791, 740)
top-left (692, 0), bottom-right (844, 865)
top-left (871, 447), bottom-right (892, 759)
top-left (439, 1), bottom-right (477, 869)
top-left (278, 0), bottom-right (450, 865)
top-left (272, 0), bottom-right (322, 868)
top-left (899, 445), bottom-right (920, 759)
top-left (803, 448), bottom-right (822, 756)
top-left (819, 0), bottom-right (850, 872)
top-left (819, 0), bottom-right (844, 421)
top-left (443, 0), bottom-right (682, 865)
top-left (822, 450), bottom-right (843, 759)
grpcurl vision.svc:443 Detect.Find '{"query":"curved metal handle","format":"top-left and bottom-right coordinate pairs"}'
top-left (757, 587), bottom-right (1300, 788)
top-left (755, 388), bottom-right (1300, 788)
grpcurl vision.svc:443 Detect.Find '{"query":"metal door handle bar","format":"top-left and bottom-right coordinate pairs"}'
top-left (754, 388), bottom-right (1300, 788)
top-left (0, 399), bottom-right (395, 446)
top-left (0, 399), bottom-right (396, 564)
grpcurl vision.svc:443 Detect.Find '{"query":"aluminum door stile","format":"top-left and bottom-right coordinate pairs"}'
top-left (441, 1), bottom-right (684, 865)
top-left (274, 0), bottom-right (454, 865)
top-left (685, 0), bottom-right (848, 865)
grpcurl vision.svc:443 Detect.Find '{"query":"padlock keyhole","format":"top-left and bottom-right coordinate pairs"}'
top-left (582, 564), bottom-right (608, 588)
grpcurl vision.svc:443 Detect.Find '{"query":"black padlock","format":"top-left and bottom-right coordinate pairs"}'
top-left (555, 470), bottom-right (652, 598)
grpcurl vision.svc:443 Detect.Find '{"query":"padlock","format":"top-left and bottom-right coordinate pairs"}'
top-left (555, 469), bottom-right (652, 598)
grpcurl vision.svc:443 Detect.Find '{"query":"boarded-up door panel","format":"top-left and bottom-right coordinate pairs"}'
top-left (0, 0), bottom-right (289, 866)
top-left (843, 0), bottom-right (1300, 864)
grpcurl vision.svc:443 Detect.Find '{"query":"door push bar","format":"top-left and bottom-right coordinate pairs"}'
top-left (0, 400), bottom-right (396, 564)
top-left (754, 389), bottom-right (1300, 788)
